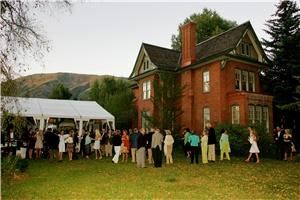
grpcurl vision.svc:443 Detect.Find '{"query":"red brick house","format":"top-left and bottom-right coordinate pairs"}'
top-left (129, 21), bottom-right (273, 133)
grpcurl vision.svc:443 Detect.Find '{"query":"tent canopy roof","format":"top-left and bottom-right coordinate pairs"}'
top-left (2, 97), bottom-right (115, 121)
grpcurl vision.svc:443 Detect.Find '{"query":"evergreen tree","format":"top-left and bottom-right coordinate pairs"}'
top-left (262, 0), bottom-right (300, 127)
top-left (48, 83), bottom-right (72, 100)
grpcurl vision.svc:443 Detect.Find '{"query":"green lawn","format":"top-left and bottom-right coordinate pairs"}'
top-left (2, 153), bottom-right (300, 200)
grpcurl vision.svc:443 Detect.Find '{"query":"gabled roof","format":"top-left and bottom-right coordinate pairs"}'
top-left (130, 21), bottom-right (268, 79)
top-left (143, 43), bottom-right (181, 70)
top-left (195, 21), bottom-right (250, 61)
top-left (129, 43), bottom-right (180, 78)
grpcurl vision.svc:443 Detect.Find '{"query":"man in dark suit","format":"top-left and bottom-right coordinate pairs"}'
top-left (207, 122), bottom-right (216, 162)
top-left (274, 126), bottom-right (285, 160)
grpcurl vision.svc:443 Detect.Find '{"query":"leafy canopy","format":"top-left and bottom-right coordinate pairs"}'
top-left (0, 1), bottom-right (71, 97)
top-left (89, 77), bottom-right (136, 129)
top-left (171, 8), bottom-right (237, 50)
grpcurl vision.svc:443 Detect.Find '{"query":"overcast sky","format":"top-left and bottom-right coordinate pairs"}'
top-left (25, 0), bottom-right (277, 78)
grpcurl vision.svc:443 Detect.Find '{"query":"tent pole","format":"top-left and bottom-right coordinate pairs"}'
top-left (39, 118), bottom-right (45, 130)
top-left (79, 120), bottom-right (83, 136)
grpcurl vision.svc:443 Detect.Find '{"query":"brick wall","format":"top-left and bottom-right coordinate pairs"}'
top-left (132, 59), bottom-right (273, 132)
top-left (133, 75), bottom-right (156, 128)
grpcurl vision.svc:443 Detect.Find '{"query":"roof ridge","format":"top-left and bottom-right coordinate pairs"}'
top-left (196, 21), bottom-right (251, 46)
top-left (142, 42), bottom-right (181, 53)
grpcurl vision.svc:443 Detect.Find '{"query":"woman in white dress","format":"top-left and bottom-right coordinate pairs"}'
top-left (94, 129), bottom-right (102, 159)
top-left (58, 130), bottom-right (69, 161)
top-left (164, 130), bottom-right (174, 164)
top-left (34, 130), bottom-right (43, 159)
top-left (245, 127), bottom-right (260, 163)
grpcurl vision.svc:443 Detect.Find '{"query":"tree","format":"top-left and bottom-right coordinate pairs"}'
top-left (48, 83), bottom-right (72, 100)
top-left (262, 0), bottom-right (300, 127)
top-left (171, 8), bottom-right (237, 50)
top-left (1, 1), bottom-right (71, 136)
top-left (0, 0), bottom-right (71, 97)
top-left (143, 72), bottom-right (184, 133)
top-left (89, 77), bottom-right (136, 129)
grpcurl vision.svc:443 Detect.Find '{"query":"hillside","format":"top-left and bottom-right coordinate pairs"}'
top-left (15, 73), bottom-right (127, 99)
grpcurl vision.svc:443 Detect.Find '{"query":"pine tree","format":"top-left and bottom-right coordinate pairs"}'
top-left (262, 0), bottom-right (300, 127)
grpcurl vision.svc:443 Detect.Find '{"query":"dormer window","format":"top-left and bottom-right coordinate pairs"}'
top-left (240, 43), bottom-right (251, 56)
top-left (143, 59), bottom-right (150, 71)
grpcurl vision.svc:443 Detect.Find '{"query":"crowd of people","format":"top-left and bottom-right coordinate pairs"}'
top-left (1, 122), bottom-right (299, 168)
top-left (1, 126), bottom-right (175, 168)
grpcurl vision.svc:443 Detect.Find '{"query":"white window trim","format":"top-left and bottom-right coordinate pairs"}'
top-left (235, 69), bottom-right (256, 92)
top-left (255, 106), bottom-right (262, 123)
top-left (242, 71), bottom-right (249, 91)
top-left (235, 69), bottom-right (242, 91)
top-left (203, 71), bottom-right (210, 93)
top-left (142, 80), bottom-right (151, 100)
top-left (248, 105), bottom-right (255, 124)
top-left (249, 72), bottom-right (255, 92)
top-left (231, 105), bottom-right (240, 124)
top-left (203, 107), bottom-right (210, 128)
top-left (249, 105), bottom-right (269, 131)
top-left (241, 42), bottom-right (251, 56)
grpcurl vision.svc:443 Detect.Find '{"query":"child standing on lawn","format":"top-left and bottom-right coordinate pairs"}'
top-left (219, 129), bottom-right (230, 161)
top-left (245, 127), bottom-right (260, 163)
top-left (201, 130), bottom-right (208, 164)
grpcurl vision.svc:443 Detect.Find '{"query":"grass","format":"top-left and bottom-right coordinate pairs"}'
top-left (2, 153), bottom-right (300, 200)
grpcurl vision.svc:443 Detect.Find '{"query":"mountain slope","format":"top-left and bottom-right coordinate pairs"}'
top-left (16, 72), bottom-right (126, 99)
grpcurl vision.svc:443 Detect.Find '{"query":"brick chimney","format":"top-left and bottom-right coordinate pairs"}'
top-left (181, 21), bottom-right (196, 67)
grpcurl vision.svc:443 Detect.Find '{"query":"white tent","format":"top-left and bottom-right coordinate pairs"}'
top-left (1, 97), bottom-right (115, 135)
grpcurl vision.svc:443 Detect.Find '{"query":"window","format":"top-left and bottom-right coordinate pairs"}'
top-left (262, 107), bottom-right (269, 130)
top-left (142, 80), bottom-right (151, 100)
top-left (241, 43), bottom-right (251, 56)
top-left (235, 69), bottom-right (241, 90)
top-left (248, 72), bottom-right (255, 92)
top-left (231, 105), bottom-right (240, 124)
top-left (203, 71), bottom-right (210, 92)
top-left (241, 71), bottom-right (248, 91)
top-left (255, 106), bottom-right (262, 124)
top-left (142, 59), bottom-right (150, 72)
top-left (235, 69), bottom-right (255, 92)
top-left (248, 105), bottom-right (269, 131)
top-left (141, 111), bottom-right (150, 128)
top-left (248, 105), bottom-right (255, 124)
top-left (203, 107), bottom-right (210, 128)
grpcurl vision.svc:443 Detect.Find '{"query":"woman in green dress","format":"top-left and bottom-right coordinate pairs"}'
top-left (219, 129), bottom-right (230, 161)
top-left (201, 130), bottom-right (208, 164)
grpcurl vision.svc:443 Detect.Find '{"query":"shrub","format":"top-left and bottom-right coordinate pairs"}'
top-left (215, 123), bottom-right (274, 158)
top-left (252, 123), bottom-right (276, 158)
top-left (1, 156), bottom-right (18, 176)
top-left (215, 123), bottom-right (249, 157)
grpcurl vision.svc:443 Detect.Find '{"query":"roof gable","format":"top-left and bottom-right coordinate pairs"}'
top-left (195, 21), bottom-right (250, 61)
top-left (129, 21), bottom-right (269, 79)
top-left (129, 43), bottom-right (180, 79)
top-left (195, 21), bottom-right (268, 63)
